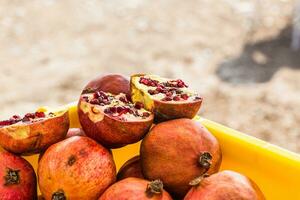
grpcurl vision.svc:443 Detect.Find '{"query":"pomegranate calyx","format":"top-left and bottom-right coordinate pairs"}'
top-left (146, 179), bottom-right (163, 195)
top-left (198, 152), bottom-right (212, 170)
top-left (52, 189), bottom-right (66, 200)
top-left (4, 168), bottom-right (20, 186)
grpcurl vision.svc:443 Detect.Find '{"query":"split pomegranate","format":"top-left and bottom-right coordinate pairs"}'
top-left (0, 151), bottom-right (37, 200)
top-left (117, 155), bottom-right (144, 180)
top-left (99, 178), bottom-right (173, 200)
top-left (184, 170), bottom-right (265, 200)
top-left (130, 74), bottom-right (203, 122)
top-left (0, 110), bottom-right (69, 154)
top-left (83, 74), bottom-right (131, 100)
top-left (78, 91), bottom-right (153, 148)
top-left (140, 118), bottom-right (222, 197)
top-left (38, 136), bottom-right (116, 200)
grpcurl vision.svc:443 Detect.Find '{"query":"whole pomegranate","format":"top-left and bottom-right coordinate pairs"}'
top-left (117, 155), bottom-right (144, 180)
top-left (78, 91), bottom-right (153, 148)
top-left (184, 170), bottom-right (265, 200)
top-left (0, 110), bottom-right (69, 154)
top-left (0, 151), bottom-right (37, 200)
top-left (38, 136), bottom-right (116, 200)
top-left (140, 118), bottom-right (222, 197)
top-left (99, 178), bottom-right (173, 200)
top-left (83, 74), bottom-right (131, 100)
top-left (131, 74), bottom-right (202, 122)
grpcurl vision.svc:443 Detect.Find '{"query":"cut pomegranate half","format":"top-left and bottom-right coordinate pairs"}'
top-left (78, 91), bottom-right (153, 148)
top-left (0, 109), bottom-right (69, 155)
top-left (131, 74), bottom-right (203, 122)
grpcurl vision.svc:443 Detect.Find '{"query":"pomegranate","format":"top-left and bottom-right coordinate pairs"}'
top-left (66, 128), bottom-right (86, 138)
top-left (99, 178), bottom-right (173, 200)
top-left (38, 136), bottom-right (116, 200)
top-left (83, 74), bottom-right (131, 100)
top-left (0, 110), bottom-right (69, 155)
top-left (0, 151), bottom-right (37, 200)
top-left (78, 91), bottom-right (153, 148)
top-left (140, 118), bottom-right (222, 197)
top-left (130, 74), bottom-right (202, 122)
top-left (117, 155), bottom-right (144, 180)
top-left (184, 170), bottom-right (265, 200)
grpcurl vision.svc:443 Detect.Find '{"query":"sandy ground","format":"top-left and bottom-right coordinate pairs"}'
top-left (0, 0), bottom-right (300, 152)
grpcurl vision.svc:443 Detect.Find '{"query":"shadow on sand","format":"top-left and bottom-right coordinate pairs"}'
top-left (216, 26), bottom-right (300, 84)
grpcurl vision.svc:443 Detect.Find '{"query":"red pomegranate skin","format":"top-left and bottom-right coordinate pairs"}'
top-left (38, 136), bottom-right (116, 200)
top-left (117, 155), bottom-right (144, 180)
top-left (99, 178), bottom-right (173, 200)
top-left (0, 151), bottom-right (37, 200)
top-left (184, 170), bottom-right (266, 200)
top-left (83, 74), bottom-right (131, 99)
top-left (141, 118), bottom-right (222, 198)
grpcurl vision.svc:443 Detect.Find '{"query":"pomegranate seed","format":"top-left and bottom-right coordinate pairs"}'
top-left (25, 113), bottom-right (35, 119)
top-left (90, 99), bottom-right (100, 105)
top-left (180, 94), bottom-right (189, 100)
top-left (162, 97), bottom-right (172, 101)
top-left (22, 117), bottom-right (30, 122)
top-left (194, 96), bottom-right (202, 100)
top-left (116, 107), bottom-right (124, 113)
top-left (173, 96), bottom-right (181, 101)
top-left (82, 96), bottom-right (89, 102)
top-left (0, 120), bottom-right (12, 126)
top-left (119, 96), bottom-right (128, 103)
top-left (175, 90), bottom-right (182, 94)
top-left (110, 107), bottom-right (117, 113)
top-left (142, 112), bottom-right (150, 117)
top-left (11, 115), bottom-right (21, 119)
top-left (104, 107), bottom-right (116, 114)
top-left (148, 90), bottom-right (159, 95)
top-left (134, 102), bottom-right (144, 109)
top-left (35, 112), bottom-right (45, 118)
top-left (155, 87), bottom-right (164, 93)
top-left (165, 91), bottom-right (173, 97)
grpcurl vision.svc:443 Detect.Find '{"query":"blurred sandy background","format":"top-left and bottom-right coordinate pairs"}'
top-left (0, 0), bottom-right (300, 152)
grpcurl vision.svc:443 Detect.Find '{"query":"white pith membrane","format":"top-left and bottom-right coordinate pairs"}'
top-left (81, 91), bottom-right (152, 122)
top-left (0, 111), bottom-right (57, 128)
top-left (131, 75), bottom-right (202, 103)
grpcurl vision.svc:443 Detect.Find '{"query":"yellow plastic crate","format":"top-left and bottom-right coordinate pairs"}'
top-left (4, 102), bottom-right (300, 199)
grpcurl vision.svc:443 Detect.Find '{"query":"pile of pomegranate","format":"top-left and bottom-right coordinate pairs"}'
top-left (0, 73), bottom-right (265, 200)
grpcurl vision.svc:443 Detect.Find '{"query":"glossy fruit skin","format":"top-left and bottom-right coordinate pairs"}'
top-left (83, 74), bottom-right (131, 100)
top-left (117, 156), bottom-right (144, 180)
top-left (38, 136), bottom-right (116, 200)
top-left (130, 74), bottom-right (202, 122)
top-left (184, 170), bottom-right (266, 200)
top-left (0, 151), bottom-right (37, 200)
top-left (66, 128), bottom-right (86, 138)
top-left (99, 178), bottom-right (173, 200)
top-left (141, 119), bottom-right (222, 198)
top-left (0, 111), bottom-right (69, 155)
top-left (78, 96), bottom-right (154, 148)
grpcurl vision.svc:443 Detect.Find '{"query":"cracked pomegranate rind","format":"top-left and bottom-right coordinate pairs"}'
top-left (78, 91), bottom-right (154, 148)
top-left (0, 109), bottom-right (69, 155)
top-left (130, 74), bottom-right (203, 122)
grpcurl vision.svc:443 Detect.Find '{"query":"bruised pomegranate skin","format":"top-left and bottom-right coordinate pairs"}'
top-left (117, 155), bottom-right (144, 181)
top-left (99, 178), bottom-right (173, 200)
top-left (78, 92), bottom-right (154, 148)
top-left (184, 170), bottom-right (266, 200)
top-left (0, 151), bottom-right (37, 200)
top-left (38, 136), bottom-right (116, 200)
top-left (140, 119), bottom-right (222, 198)
top-left (83, 74), bottom-right (131, 100)
top-left (131, 74), bottom-right (203, 122)
top-left (0, 111), bottom-right (69, 155)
